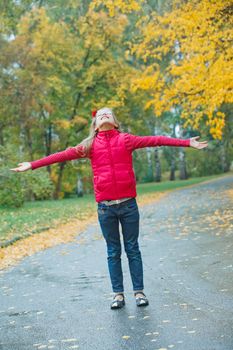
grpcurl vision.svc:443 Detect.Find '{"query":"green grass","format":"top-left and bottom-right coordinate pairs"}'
top-left (0, 172), bottom-right (230, 244)
top-left (0, 194), bottom-right (96, 244)
top-left (136, 172), bottom-right (227, 195)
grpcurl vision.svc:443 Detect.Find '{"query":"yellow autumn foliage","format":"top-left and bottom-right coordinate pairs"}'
top-left (50, 169), bottom-right (58, 183)
top-left (63, 182), bottom-right (74, 192)
top-left (90, 0), bottom-right (143, 17)
top-left (54, 119), bottom-right (71, 130)
top-left (130, 0), bottom-right (232, 140)
top-left (71, 116), bottom-right (88, 127)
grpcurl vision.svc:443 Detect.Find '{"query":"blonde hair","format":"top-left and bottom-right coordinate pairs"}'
top-left (74, 107), bottom-right (123, 158)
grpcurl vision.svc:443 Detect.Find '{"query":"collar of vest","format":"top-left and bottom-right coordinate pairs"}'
top-left (96, 128), bottom-right (120, 137)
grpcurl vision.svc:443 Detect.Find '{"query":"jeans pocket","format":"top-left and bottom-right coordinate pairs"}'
top-left (97, 206), bottom-right (109, 215)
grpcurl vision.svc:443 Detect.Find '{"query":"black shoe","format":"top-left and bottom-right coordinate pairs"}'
top-left (110, 293), bottom-right (125, 309)
top-left (134, 291), bottom-right (149, 307)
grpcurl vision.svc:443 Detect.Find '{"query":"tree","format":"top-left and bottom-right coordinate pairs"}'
top-left (130, 0), bottom-right (233, 140)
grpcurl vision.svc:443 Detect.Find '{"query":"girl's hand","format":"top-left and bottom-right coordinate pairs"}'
top-left (190, 136), bottom-right (208, 149)
top-left (10, 162), bottom-right (32, 172)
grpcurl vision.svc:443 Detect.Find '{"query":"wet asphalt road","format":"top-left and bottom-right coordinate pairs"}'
top-left (0, 174), bottom-right (233, 350)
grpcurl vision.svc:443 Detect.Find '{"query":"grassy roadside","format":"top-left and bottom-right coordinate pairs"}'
top-left (0, 172), bottom-right (230, 245)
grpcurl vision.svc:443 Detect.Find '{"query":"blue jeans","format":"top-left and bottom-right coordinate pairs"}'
top-left (97, 197), bottom-right (144, 293)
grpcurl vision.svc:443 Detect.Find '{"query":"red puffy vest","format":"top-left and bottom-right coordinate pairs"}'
top-left (90, 129), bottom-right (137, 202)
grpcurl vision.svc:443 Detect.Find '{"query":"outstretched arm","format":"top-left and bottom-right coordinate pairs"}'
top-left (123, 133), bottom-right (208, 152)
top-left (124, 133), bottom-right (190, 152)
top-left (10, 145), bottom-right (86, 172)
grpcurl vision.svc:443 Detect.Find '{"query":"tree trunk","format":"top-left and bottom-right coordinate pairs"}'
top-left (25, 125), bottom-right (33, 160)
top-left (154, 147), bottom-right (161, 182)
top-left (44, 123), bottom-right (52, 174)
top-left (54, 162), bottom-right (66, 199)
top-left (179, 147), bottom-right (188, 180)
top-left (76, 176), bottom-right (83, 197)
top-left (146, 148), bottom-right (153, 181)
top-left (170, 150), bottom-right (176, 180)
top-left (176, 124), bottom-right (188, 180)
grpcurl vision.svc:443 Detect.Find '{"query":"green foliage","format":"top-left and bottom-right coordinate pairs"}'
top-left (0, 145), bottom-right (25, 208)
top-left (22, 170), bottom-right (54, 201)
top-left (186, 147), bottom-right (222, 177)
top-left (0, 145), bottom-right (54, 207)
top-left (0, 168), bottom-right (25, 208)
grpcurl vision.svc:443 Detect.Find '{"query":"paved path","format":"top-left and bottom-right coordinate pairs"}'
top-left (0, 175), bottom-right (233, 350)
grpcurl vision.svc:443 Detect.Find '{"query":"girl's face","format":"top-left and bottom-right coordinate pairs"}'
top-left (95, 108), bottom-right (116, 131)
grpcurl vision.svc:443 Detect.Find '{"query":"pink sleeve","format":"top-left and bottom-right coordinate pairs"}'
top-left (124, 133), bottom-right (190, 152)
top-left (30, 145), bottom-right (86, 170)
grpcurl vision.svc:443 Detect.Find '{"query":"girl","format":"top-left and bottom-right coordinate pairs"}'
top-left (10, 107), bottom-right (208, 309)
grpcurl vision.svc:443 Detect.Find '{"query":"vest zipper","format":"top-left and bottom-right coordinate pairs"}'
top-left (106, 133), bottom-right (119, 198)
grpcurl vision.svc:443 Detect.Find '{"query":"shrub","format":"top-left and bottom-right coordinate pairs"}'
top-left (0, 168), bottom-right (25, 207)
top-left (0, 145), bottom-right (54, 207)
top-left (22, 170), bottom-right (54, 201)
